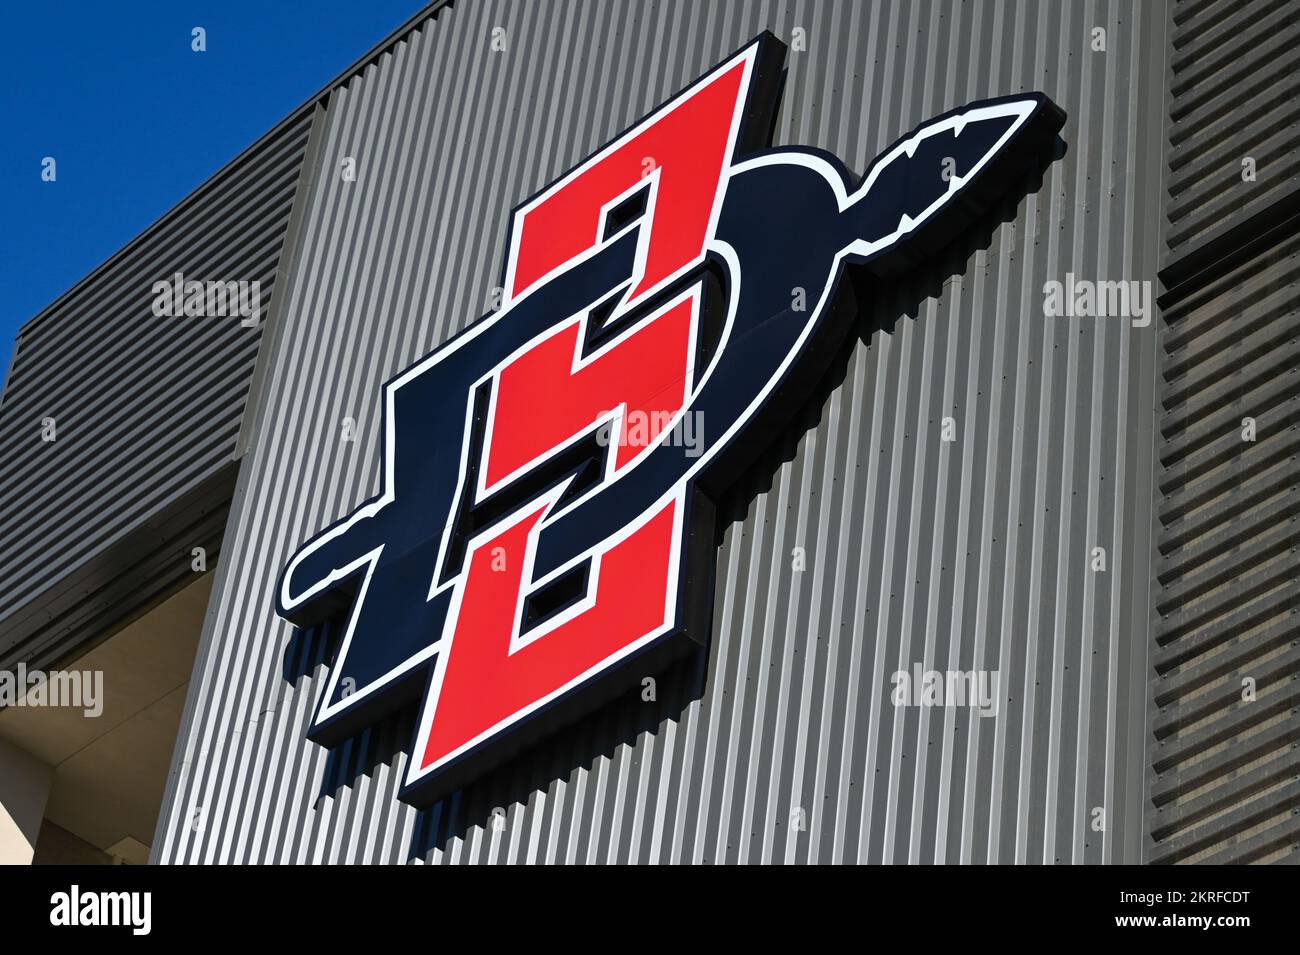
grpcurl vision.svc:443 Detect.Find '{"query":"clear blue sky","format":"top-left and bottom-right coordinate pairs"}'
top-left (0, 0), bottom-right (427, 386)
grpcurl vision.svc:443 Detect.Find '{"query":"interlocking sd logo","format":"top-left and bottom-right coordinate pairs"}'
top-left (277, 33), bottom-right (1064, 806)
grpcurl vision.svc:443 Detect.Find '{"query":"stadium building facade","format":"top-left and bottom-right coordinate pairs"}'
top-left (0, 0), bottom-right (1297, 864)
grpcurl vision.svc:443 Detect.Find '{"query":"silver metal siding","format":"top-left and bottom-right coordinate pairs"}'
top-left (0, 111), bottom-right (314, 671)
top-left (1147, 0), bottom-right (1300, 864)
top-left (156, 0), bottom-right (1165, 863)
top-left (1149, 238), bottom-right (1300, 864)
top-left (1163, 0), bottom-right (1300, 264)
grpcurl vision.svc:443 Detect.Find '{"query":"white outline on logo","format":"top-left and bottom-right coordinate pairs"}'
top-left (276, 33), bottom-right (1047, 799)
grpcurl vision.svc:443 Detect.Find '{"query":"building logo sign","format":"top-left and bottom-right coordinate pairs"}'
top-left (277, 33), bottom-right (1063, 805)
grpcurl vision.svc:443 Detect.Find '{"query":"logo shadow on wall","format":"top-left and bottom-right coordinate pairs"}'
top-left (277, 125), bottom-right (1065, 861)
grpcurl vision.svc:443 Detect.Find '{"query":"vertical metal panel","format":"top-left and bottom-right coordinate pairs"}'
top-left (0, 110), bottom-right (314, 672)
top-left (1148, 0), bottom-right (1300, 866)
top-left (155, 0), bottom-right (1164, 863)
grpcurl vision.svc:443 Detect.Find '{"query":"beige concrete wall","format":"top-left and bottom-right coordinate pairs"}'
top-left (0, 737), bottom-right (52, 865)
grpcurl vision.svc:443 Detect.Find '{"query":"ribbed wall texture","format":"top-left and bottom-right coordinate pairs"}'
top-left (1163, 0), bottom-right (1300, 267)
top-left (156, 0), bottom-right (1166, 863)
top-left (1148, 0), bottom-right (1300, 864)
top-left (0, 111), bottom-right (314, 672)
top-left (1149, 236), bottom-right (1300, 864)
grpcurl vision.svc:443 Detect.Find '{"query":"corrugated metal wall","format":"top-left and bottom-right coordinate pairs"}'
top-left (0, 111), bottom-right (314, 672)
top-left (1163, 0), bottom-right (1300, 269)
top-left (155, 0), bottom-right (1166, 863)
top-left (1148, 0), bottom-right (1300, 864)
top-left (1149, 236), bottom-right (1300, 864)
